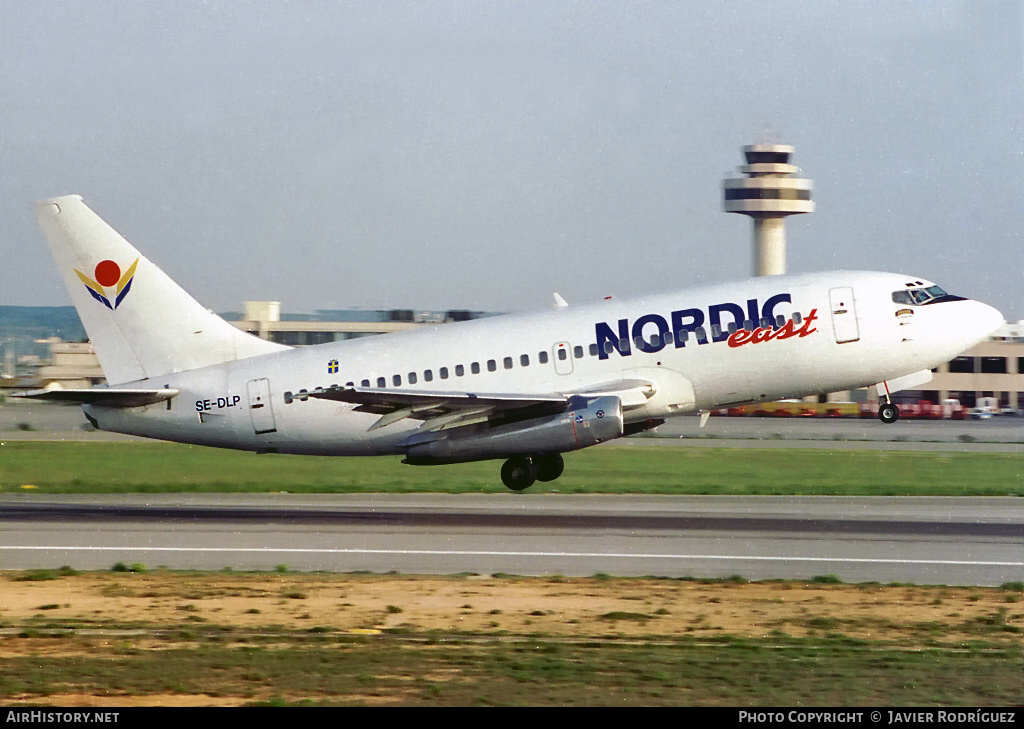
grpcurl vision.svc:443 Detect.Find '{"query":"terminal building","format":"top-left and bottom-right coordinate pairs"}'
top-left (894, 320), bottom-right (1023, 412)
top-left (809, 320), bottom-right (1022, 413)
top-left (2, 304), bottom-right (494, 390)
top-left (225, 301), bottom-right (491, 347)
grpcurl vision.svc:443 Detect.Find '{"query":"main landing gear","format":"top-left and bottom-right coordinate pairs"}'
top-left (878, 401), bottom-right (900, 424)
top-left (500, 453), bottom-right (565, 491)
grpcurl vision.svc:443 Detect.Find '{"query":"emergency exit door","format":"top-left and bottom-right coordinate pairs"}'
top-left (246, 378), bottom-right (278, 434)
top-left (829, 287), bottom-right (860, 344)
top-left (552, 342), bottom-right (574, 375)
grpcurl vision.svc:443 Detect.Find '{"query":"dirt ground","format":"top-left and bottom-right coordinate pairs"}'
top-left (2, 571), bottom-right (1021, 706)
top-left (3, 571), bottom-right (1021, 642)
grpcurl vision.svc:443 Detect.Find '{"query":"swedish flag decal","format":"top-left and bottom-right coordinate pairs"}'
top-left (327, 359), bottom-right (339, 374)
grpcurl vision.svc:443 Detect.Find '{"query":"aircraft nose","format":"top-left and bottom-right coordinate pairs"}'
top-left (959, 300), bottom-right (1005, 348)
top-left (974, 301), bottom-right (1005, 338)
top-left (934, 299), bottom-right (1004, 355)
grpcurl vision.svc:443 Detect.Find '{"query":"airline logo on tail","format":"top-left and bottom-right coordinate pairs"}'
top-left (74, 258), bottom-right (139, 309)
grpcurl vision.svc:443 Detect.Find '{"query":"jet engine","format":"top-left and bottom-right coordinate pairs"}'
top-left (402, 395), bottom-right (623, 463)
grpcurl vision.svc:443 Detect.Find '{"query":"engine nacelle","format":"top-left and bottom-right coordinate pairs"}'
top-left (403, 396), bottom-right (624, 463)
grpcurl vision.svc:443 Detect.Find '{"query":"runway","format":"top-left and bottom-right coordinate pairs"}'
top-left (1, 494), bottom-right (1021, 586)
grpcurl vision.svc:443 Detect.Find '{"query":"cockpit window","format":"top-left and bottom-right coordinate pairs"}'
top-left (892, 285), bottom-right (952, 306)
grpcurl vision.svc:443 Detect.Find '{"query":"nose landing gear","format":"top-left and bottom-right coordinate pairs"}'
top-left (878, 401), bottom-right (900, 424)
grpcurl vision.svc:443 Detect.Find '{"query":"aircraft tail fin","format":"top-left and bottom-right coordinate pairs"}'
top-left (35, 195), bottom-right (287, 385)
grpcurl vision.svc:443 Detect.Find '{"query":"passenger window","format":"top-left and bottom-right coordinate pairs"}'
top-left (694, 326), bottom-right (707, 342)
top-left (504, 356), bottom-right (513, 369)
top-left (729, 322), bottom-right (740, 334)
top-left (678, 330), bottom-right (689, 343)
top-left (487, 359), bottom-right (496, 372)
top-left (284, 391), bottom-right (293, 404)
top-left (455, 364), bottom-right (465, 377)
top-left (775, 315), bottom-right (785, 328)
top-left (471, 362), bottom-right (480, 374)
top-left (393, 374), bottom-right (402, 386)
top-left (408, 372), bottom-right (417, 384)
top-left (424, 369), bottom-right (433, 382)
top-left (589, 343), bottom-right (598, 356)
top-left (520, 354), bottom-right (529, 367)
top-left (539, 351), bottom-right (549, 364)
top-left (361, 379), bottom-right (370, 387)
top-left (573, 346), bottom-right (583, 359)
top-left (603, 341), bottom-right (615, 354)
top-left (344, 382), bottom-right (353, 387)
top-left (711, 324), bottom-right (722, 338)
top-left (793, 313), bottom-right (803, 325)
top-left (376, 377), bottom-right (386, 388)
top-left (440, 367), bottom-right (449, 379)
top-left (619, 338), bottom-right (629, 350)
top-left (633, 336), bottom-right (645, 348)
top-left (557, 348), bottom-right (568, 361)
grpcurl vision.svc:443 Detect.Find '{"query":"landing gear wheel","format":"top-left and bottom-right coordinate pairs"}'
top-left (533, 453), bottom-right (565, 482)
top-left (501, 456), bottom-right (537, 491)
top-left (879, 403), bottom-right (900, 424)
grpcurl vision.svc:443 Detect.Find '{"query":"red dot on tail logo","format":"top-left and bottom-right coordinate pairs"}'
top-left (94, 260), bottom-right (121, 287)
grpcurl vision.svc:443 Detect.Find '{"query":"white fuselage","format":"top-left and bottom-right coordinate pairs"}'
top-left (85, 270), bottom-right (1002, 457)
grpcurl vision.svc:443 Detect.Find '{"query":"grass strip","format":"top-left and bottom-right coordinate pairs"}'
top-left (1, 441), bottom-right (1023, 495)
top-left (1, 635), bottom-right (1021, 706)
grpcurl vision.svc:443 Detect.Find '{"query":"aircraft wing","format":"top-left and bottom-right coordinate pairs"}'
top-left (304, 385), bottom-right (570, 432)
top-left (12, 388), bottom-right (179, 408)
top-left (304, 378), bottom-right (655, 432)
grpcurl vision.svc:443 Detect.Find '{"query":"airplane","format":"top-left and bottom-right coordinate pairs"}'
top-left (16, 195), bottom-right (1004, 491)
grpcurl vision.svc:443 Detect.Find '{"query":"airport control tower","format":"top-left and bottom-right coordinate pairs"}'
top-left (722, 144), bottom-right (814, 276)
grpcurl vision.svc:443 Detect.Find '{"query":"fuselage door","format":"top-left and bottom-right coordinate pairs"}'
top-left (552, 342), bottom-right (574, 375)
top-left (246, 378), bottom-right (278, 434)
top-left (828, 286), bottom-right (860, 344)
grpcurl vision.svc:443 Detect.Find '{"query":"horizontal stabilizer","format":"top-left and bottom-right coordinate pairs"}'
top-left (12, 388), bottom-right (179, 408)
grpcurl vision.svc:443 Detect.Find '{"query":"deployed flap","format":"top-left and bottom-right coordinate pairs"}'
top-left (306, 385), bottom-right (566, 412)
top-left (304, 385), bottom-right (569, 431)
top-left (12, 388), bottom-right (179, 408)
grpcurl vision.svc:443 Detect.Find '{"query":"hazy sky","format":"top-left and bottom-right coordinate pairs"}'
top-left (2, 1), bottom-right (1021, 319)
